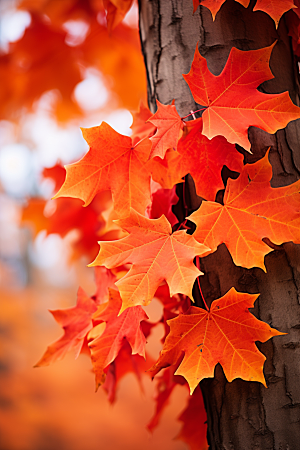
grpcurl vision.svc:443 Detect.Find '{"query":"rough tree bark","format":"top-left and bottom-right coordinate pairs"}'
top-left (138, 1), bottom-right (300, 449)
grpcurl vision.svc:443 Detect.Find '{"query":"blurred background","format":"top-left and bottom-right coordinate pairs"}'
top-left (0, 1), bottom-right (189, 448)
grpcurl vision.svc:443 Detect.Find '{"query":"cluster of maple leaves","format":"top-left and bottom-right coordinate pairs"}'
top-left (18, 1), bottom-right (300, 449)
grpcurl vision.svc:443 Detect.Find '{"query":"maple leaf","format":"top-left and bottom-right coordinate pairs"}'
top-left (183, 43), bottom-right (300, 151)
top-left (35, 287), bottom-right (97, 367)
top-left (147, 100), bottom-right (184, 159)
top-left (176, 386), bottom-right (208, 450)
top-left (150, 288), bottom-right (284, 393)
top-left (130, 101), bottom-right (156, 145)
top-left (88, 289), bottom-right (148, 389)
top-left (90, 209), bottom-right (210, 313)
top-left (94, 267), bottom-right (117, 305)
top-left (149, 118), bottom-right (243, 200)
top-left (198, 0), bottom-right (249, 20)
top-left (148, 149), bottom-right (184, 190)
top-left (145, 181), bottom-right (179, 226)
top-left (54, 122), bottom-right (152, 218)
top-left (253, 0), bottom-right (296, 27)
top-left (177, 118), bottom-right (244, 200)
top-left (197, 0), bottom-right (295, 26)
top-left (189, 152), bottom-right (300, 270)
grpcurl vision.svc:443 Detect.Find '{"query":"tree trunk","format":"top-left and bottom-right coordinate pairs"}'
top-left (138, 1), bottom-right (300, 449)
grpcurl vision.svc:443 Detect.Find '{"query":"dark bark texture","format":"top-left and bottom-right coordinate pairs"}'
top-left (138, 0), bottom-right (300, 449)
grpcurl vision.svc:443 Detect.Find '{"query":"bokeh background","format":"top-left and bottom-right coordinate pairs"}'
top-left (0, 1), bottom-right (189, 448)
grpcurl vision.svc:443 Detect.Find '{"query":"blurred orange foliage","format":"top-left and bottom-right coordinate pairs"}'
top-left (0, 0), bottom-right (146, 121)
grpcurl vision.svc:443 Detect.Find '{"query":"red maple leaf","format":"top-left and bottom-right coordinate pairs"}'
top-left (177, 118), bottom-right (244, 200)
top-left (183, 43), bottom-right (300, 151)
top-left (149, 118), bottom-right (243, 201)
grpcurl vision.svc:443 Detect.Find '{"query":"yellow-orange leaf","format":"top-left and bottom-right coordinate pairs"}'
top-left (90, 209), bottom-right (210, 312)
top-left (189, 152), bottom-right (300, 270)
top-left (54, 122), bottom-right (152, 218)
top-left (151, 288), bottom-right (284, 393)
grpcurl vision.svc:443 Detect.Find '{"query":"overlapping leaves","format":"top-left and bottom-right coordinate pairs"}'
top-left (90, 210), bottom-right (210, 312)
top-left (183, 43), bottom-right (300, 151)
top-left (32, 32), bottom-right (295, 450)
top-left (189, 152), bottom-right (300, 269)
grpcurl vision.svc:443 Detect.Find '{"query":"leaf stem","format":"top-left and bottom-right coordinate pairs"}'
top-left (182, 176), bottom-right (188, 217)
top-left (177, 219), bottom-right (188, 231)
top-left (196, 257), bottom-right (209, 311)
top-left (181, 108), bottom-right (206, 120)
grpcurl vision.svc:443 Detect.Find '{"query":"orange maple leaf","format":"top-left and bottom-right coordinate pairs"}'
top-left (88, 289), bottom-right (148, 389)
top-left (183, 43), bottom-right (300, 151)
top-left (90, 209), bottom-right (210, 312)
top-left (54, 122), bottom-right (152, 218)
top-left (147, 100), bottom-right (184, 159)
top-left (150, 288), bottom-right (284, 393)
top-left (189, 152), bottom-right (300, 270)
top-left (35, 287), bottom-right (97, 367)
